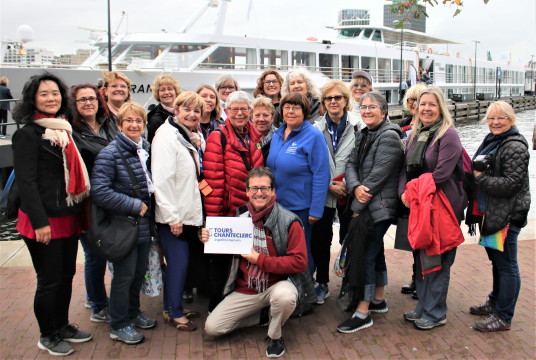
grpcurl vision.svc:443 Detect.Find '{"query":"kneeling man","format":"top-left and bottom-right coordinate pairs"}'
top-left (202, 167), bottom-right (312, 358)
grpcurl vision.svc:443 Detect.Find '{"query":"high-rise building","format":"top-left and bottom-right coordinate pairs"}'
top-left (383, 3), bottom-right (426, 33)
top-left (338, 9), bottom-right (370, 26)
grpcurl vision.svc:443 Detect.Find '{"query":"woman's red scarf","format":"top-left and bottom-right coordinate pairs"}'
top-left (33, 112), bottom-right (90, 205)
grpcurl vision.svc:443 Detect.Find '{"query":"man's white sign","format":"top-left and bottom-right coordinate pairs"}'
top-left (204, 216), bottom-right (254, 254)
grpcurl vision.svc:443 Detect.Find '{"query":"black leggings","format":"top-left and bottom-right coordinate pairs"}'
top-left (24, 235), bottom-right (78, 336)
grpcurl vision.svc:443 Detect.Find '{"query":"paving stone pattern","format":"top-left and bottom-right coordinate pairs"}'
top-left (0, 241), bottom-right (534, 359)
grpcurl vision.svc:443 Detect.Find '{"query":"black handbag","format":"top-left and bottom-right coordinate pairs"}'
top-left (394, 216), bottom-right (413, 252)
top-left (86, 143), bottom-right (144, 262)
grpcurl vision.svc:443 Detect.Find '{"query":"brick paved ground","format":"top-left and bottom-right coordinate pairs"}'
top-left (1, 241), bottom-right (534, 360)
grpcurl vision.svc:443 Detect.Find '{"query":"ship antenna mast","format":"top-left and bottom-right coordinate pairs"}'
top-left (178, 0), bottom-right (220, 34)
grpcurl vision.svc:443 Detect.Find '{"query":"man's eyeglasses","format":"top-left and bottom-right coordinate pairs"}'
top-left (282, 105), bottom-right (302, 112)
top-left (76, 97), bottom-right (98, 103)
top-left (352, 83), bottom-right (369, 89)
top-left (227, 107), bottom-right (250, 114)
top-left (323, 95), bottom-right (344, 102)
top-left (247, 186), bottom-right (272, 194)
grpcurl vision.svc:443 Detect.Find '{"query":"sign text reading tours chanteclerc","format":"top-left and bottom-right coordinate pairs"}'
top-left (204, 217), bottom-right (254, 254)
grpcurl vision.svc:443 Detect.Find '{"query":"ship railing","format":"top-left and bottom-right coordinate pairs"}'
top-left (0, 62), bottom-right (96, 70)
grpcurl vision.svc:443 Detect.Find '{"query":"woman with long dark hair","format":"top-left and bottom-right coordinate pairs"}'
top-left (12, 72), bottom-right (92, 356)
top-left (70, 83), bottom-right (117, 323)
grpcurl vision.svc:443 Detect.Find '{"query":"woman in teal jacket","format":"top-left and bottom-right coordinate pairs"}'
top-left (266, 92), bottom-right (330, 276)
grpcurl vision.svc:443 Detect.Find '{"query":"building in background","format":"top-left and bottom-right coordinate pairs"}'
top-left (383, 3), bottom-right (426, 33)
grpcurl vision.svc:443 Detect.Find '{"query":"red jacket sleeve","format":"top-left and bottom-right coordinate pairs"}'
top-left (257, 221), bottom-right (308, 274)
top-left (203, 130), bottom-right (226, 216)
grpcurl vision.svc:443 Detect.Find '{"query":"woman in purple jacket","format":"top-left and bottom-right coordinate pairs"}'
top-left (398, 86), bottom-right (466, 331)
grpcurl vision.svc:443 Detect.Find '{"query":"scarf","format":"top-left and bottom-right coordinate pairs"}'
top-left (325, 112), bottom-right (348, 152)
top-left (33, 113), bottom-right (90, 206)
top-left (406, 117), bottom-right (443, 181)
top-left (245, 194), bottom-right (277, 293)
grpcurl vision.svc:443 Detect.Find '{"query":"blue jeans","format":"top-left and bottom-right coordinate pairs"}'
top-left (291, 209), bottom-right (315, 276)
top-left (109, 241), bottom-right (151, 330)
top-left (485, 225), bottom-right (521, 323)
top-left (158, 224), bottom-right (195, 319)
top-left (362, 220), bottom-right (390, 301)
top-left (79, 234), bottom-right (108, 312)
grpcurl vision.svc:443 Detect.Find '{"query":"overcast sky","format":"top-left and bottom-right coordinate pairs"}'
top-left (1, 0), bottom-right (535, 66)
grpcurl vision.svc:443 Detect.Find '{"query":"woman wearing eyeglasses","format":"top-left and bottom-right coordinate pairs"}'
top-left (311, 80), bottom-right (356, 305)
top-left (349, 71), bottom-right (373, 130)
top-left (254, 69), bottom-right (284, 125)
top-left (337, 91), bottom-right (403, 334)
top-left (266, 92), bottom-right (330, 277)
top-left (215, 74), bottom-right (240, 121)
top-left (466, 101), bottom-right (530, 332)
top-left (101, 71), bottom-right (131, 124)
top-left (70, 83), bottom-right (117, 324)
top-left (280, 68), bottom-right (322, 125)
top-left (203, 90), bottom-right (264, 311)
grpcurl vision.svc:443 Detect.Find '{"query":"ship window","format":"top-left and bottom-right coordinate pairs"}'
top-left (292, 51), bottom-right (316, 70)
top-left (339, 28), bottom-right (362, 38)
top-left (121, 44), bottom-right (167, 65)
top-left (110, 45), bottom-right (129, 61)
top-left (377, 58), bottom-right (391, 83)
top-left (319, 53), bottom-right (340, 79)
top-left (201, 47), bottom-right (256, 69)
top-left (361, 29), bottom-right (373, 40)
top-left (260, 49), bottom-right (288, 69)
top-left (156, 44), bottom-right (209, 69)
top-left (341, 55), bottom-right (359, 81)
top-left (371, 30), bottom-right (382, 42)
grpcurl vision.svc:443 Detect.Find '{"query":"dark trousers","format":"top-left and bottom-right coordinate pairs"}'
top-left (0, 109), bottom-right (7, 135)
top-left (208, 254), bottom-right (232, 312)
top-left (414, 247), bottom-right (457, 322)
top-left (486, 225), bottom-right (521, 323)
top-left (24, 235), bottom-right (78, 337)
top-left (312, 204), bottom-right (351, 284)
top-left (292, 209), bottom-right (314, 276)
top-left (109, 241), bottom-right (151, 330)
top-left (362, 220), bottom-right (391, 301)
top-left (79, 234), bottom-right (108, 312)
top-left (159, 224), bottom-right (196, 319)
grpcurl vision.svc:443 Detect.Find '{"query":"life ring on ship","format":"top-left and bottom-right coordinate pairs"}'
top-left (307, 36), bottom-right (318, 42)
top-left (427, 48), bottom-right (433, 54)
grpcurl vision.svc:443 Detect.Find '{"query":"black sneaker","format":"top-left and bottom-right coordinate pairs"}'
top-left (337, 314), bottom-right (373, 333)
top-left (57, 324), bottom-right (92, 343)
top-left (38, 333), bottom-right (74, 356)
top-left (132, 313), bottom-right (157, 329)
top-left (470, 299), bottom-right (495, 316)
top-left (369, 300), bottom-right (388, 313)
top-left (266, 337), bottom-right (285, 358)
top-left (401, 279), bottom-right (415, 294)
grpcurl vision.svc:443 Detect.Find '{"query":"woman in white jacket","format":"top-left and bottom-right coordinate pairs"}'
top-left (312, 80), bottom-right (356, 304)
top-left (151, 91), bottom-right (205, 331)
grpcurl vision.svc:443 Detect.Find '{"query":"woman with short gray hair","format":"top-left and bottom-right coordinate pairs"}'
top-left (281, 68), bottom-right (321, 124)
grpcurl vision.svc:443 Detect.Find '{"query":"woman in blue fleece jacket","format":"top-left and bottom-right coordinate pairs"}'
top-left (266, 92), bottom-right (330, 275)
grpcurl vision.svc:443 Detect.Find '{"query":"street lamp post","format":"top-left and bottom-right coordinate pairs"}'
top-left (107, 0), bottom-right (112, 71)
top-left (473, 40), bottom-right (480, 100)
top-left (394, 20), bottom-right (405, 105)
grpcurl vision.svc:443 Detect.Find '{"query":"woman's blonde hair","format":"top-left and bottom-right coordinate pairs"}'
top-left (151, 74), bottom-right (181, 102)
top-left (410, 86), bottom-right (454, 144)
top-left (195, 84), bottom-right (221, 120)
top-left (252, 97), bottom-right (276, 115)
top-left (173, 91), bottom-right (205, 117)
top-left (402, 83), bottom-right (428, 111)
top-left (483, 101), bottom-right (516, 127)
top-left (320, 80), bottom-right (351, 114)
top-left (117, 102), bottom-right (146, 126)
top-left (102, 71), bottom-right (132, 102)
